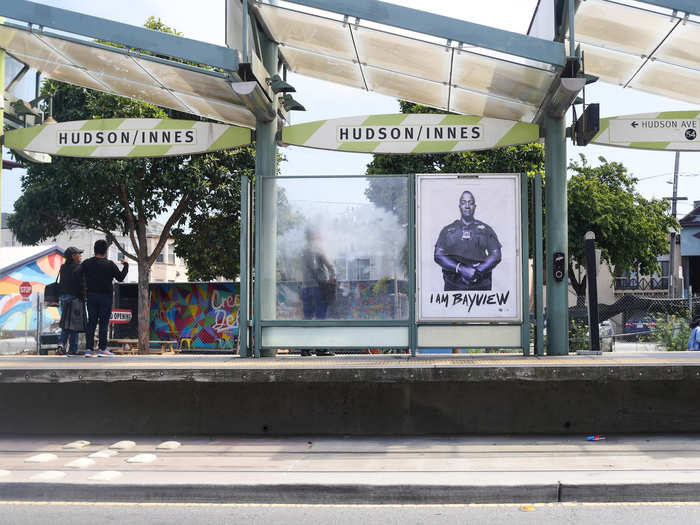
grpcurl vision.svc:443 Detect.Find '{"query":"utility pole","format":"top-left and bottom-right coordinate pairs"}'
top-left (666, 152), bottom-right (686, 298)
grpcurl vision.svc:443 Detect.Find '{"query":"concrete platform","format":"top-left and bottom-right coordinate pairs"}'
top-left (1, 353), bottom-right (699, 435)
top-left (2, 435), bottom-right (700, 503)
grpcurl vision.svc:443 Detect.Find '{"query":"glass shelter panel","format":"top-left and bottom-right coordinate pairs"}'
top-left (261, 177), bottom-right (409, 322)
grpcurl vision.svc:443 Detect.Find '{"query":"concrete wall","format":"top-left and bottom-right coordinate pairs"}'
top-left (2, 378), bottom-right (700, 435)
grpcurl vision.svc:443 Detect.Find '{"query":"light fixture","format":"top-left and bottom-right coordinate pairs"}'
top-left (266, 74), bottom-right (296, 94)
top-left (43, 115), bottom-right (57, 125)
top-left (280, 93), bottom-right (305, 112)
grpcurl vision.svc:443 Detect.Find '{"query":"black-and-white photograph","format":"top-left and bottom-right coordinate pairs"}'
top-left (417, 174), bottom-right (521, 321)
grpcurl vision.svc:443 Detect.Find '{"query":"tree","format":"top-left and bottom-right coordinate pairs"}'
top-left (567, 154), bottom-right (678, 304)
top-left (9, 18), bottom-right (254, 353)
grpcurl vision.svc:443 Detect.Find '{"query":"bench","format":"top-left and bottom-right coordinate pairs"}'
top-left (108, 339), bottom-right (178, 355)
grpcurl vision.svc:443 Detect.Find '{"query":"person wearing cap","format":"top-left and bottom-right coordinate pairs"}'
top-left (76, 239), bottom-right (128, 357)
top-left (57, 246), bottom-right (85, 356)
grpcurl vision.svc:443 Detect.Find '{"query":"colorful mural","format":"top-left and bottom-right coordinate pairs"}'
top-left (150, 282), bottom-right (240, 350)
top-left (0, 251), bottom-right (63, 332)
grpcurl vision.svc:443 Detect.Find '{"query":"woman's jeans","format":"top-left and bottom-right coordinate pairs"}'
top-left (301, 286), bottom-right (328, 319)
top-left (59, 294), bottom-right (79, 353)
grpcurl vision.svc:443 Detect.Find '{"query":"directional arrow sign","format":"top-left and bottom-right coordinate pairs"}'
top-left (281, 114), bottom-right (539, 154)
top-left (591, 111), bottom-right (700, 151)
top-left (4, 119), bottom-right (251, 158)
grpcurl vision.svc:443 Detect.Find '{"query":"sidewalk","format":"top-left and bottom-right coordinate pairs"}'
top-left (1, 435), bottom-right (700, 503)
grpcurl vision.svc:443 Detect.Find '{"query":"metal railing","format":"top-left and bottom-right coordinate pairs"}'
top-left (614, 276), bottom-right (669, 292)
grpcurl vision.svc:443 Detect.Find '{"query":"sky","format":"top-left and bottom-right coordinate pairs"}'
top-left (1, 0), bottom-right (698, 218)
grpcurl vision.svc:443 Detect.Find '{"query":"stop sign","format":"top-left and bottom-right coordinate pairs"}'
top-left (19, 281), bottom-right (32, 298)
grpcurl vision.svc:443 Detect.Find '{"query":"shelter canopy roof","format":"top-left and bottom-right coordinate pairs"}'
top-left (573, 0), bottom-right (700, 105)
top-left (0, 20), bottom-right (257, 128)
top-left (253, 0), bottom-right (562, 123)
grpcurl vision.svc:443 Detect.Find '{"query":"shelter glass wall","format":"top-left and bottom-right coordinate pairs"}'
top-left (260, 176), bottom-right (409, 322)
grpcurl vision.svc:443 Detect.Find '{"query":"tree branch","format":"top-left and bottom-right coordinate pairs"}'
top-left (105, 231), bottom-right (138, 262)
top-left (148, 192), bottom-right (191, 266)
top-left (118, 184), bottom-right (140, 254)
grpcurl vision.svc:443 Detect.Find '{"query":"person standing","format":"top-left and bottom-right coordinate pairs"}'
top-left (57, 246), bottom-right (84, 356)
top-left (688, 317), bottom-right (700, 351)
top-left (77, 240), bottom-right (128, 357)
top-left (434, 190), bottom-right (502, 291)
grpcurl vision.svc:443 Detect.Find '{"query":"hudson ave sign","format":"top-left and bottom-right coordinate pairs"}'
top-left (591, 111), bottom-right (700, 151)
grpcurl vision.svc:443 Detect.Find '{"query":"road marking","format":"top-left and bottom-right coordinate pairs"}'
top-left (25, 453), bottom-right (58, 463)
top-left (63, 440), bottom-right (90, 449)
top-left (65, 458), bottom-right (95, 469)
top-left (156, 441), bottom-right (181, 450)
top-left (109, 440), bottom-right (136, 450)
top-left (89, 449), bottom-right (118, 458)
top-left (126, 453), bottom-right (157, 464)
top-left (30, 471), bottom-right (66, 481)
top-left (89, 471), bottom-right (122, 481)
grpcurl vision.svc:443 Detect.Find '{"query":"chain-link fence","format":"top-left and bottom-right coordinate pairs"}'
top-left (569, 295), bottom-right (700, 353)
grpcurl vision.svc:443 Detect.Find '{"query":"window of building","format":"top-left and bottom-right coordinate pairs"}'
top-left (168, 244), bottom-right (175, 264)
top-left (156, 251), bottom-right (164, 263)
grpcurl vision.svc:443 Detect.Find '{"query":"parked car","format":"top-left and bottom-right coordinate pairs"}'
top-left (624, 315), bottom-right (657, 334)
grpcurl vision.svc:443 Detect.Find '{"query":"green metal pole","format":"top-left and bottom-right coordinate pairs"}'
top-left (544, 115), bottom-right (569, 355)
top-left (239, 175), bottom-right (249, 357)
top-left (521, 173), bottom-right (530, 355)
top-left (534, 170), bottom-right (544, 356)
top-left (408, 174), bottom-right (416, 356)
top-left (253, 33), bottom-right (278, 358)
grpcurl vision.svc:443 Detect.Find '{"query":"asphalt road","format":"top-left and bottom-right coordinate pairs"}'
top-left (2, 501), bottom-right (700, 524)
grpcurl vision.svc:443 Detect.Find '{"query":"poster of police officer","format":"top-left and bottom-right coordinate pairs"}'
top-left (417, 174), bottom-right (522, 322)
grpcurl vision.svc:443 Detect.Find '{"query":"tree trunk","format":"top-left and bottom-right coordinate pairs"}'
top-left (137, 258), bottom-right (150, 355)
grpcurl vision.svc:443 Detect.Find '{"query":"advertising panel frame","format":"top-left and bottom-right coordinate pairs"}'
top-left (415, 173), bottom-right (523, 325)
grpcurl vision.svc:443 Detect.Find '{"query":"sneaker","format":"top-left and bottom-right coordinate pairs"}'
top-left (315, 349), bottom-right (335, 356)
top-left (56, 345), bottom-right (65, 356)
top-left (97, 350), bottom-right (115, 357)
top-left (84, 350), bottom-right (93, 358)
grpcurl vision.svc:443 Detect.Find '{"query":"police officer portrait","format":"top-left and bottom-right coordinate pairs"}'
top-left (434, 190), bottom-right (501, 291)
top-left (417, 174), bottom-right (521, 321)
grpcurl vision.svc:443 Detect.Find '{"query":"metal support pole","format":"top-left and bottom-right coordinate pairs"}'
top-left (253, 33), bottom-right (278, 357)
top-left (568, 0), bottom-right (576, 58)
top-left (239, 175), bottom-right (250, 358)
top-left (585, 232), bottom-right (600, 352)
top-left (521, 173), bottom-right (530, 355)
top-left (534, 172), bottom-right (544, 356)
top-left (544, 115), bottom-right (569, 355)
top-left (669, 151), bottom-right (680, 298)
top-left (408, 174), bottom-right (416, 357)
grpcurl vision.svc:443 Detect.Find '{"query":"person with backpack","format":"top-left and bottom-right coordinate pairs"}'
top-left (57, 246), bottom-right (85, 356)
top-left (687, 317), bottom-right (700, 351)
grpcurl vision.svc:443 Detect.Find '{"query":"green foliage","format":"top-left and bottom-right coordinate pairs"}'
top-left (654, 316), bottom-right (690, 352)
top-left (567, 155), bottom-right (679, 298)
top-left (568, 320), bottom-right (589, 352)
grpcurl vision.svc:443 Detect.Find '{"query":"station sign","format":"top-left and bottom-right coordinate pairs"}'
top-left (281, 114), bottom-right (539, 154)
top-left (591, 111), bottom-right (700, 151)
top-left (4, 119), bottom-right (251, 158)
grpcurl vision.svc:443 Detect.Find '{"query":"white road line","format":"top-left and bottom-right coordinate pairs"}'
top-left (63, 440), bottom-right (90, 449)
top-left (89, 449), bottom-right (118, 458)
top-left (109, 441), bottom-right (136, 450)
top-left (30, 471), bottom-right (66, 481)
top-left (64, 458), bottom-right (95, 469)
top-left (25, 453), bottom-right (58, 463)
top-left (89, 471), bottom-right (122, 481)
top-left (156, 441), bottom-right (181, 450)
top-left (126, 453), bottom-right (157, 464)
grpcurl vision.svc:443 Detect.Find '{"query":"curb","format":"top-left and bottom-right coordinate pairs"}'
top-left (2, 482), bottom-right (700, 504)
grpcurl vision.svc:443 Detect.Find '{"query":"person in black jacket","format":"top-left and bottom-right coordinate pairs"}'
top-left (57, 246), bottom-right (84, 356)
top-left (76, 239), bottom-right (128, 357)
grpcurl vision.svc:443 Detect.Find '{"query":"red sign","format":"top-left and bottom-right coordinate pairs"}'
top-left (110, 309), bottom-right (132, 324)
top-left (19, 282), bottom-right (32, 298)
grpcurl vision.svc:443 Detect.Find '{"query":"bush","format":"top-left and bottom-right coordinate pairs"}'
top-left (654, 316), bottom-right (690, 352)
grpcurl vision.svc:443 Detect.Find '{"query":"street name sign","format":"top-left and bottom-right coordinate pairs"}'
top-left (4, 119), bottom-right (251, 158)
top-left (591, 111), bottom-right (700, 151)
top-left (281, 114), bottom-right (539, 154)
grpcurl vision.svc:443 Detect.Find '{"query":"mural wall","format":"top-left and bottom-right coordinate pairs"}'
top-left (149, 282), bottom-right (240, 350)
top-left (0, 252), bottom-right (63, 332)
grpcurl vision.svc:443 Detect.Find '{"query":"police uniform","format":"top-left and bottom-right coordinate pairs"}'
top-left (435, 219), bottom-right (501, 291)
